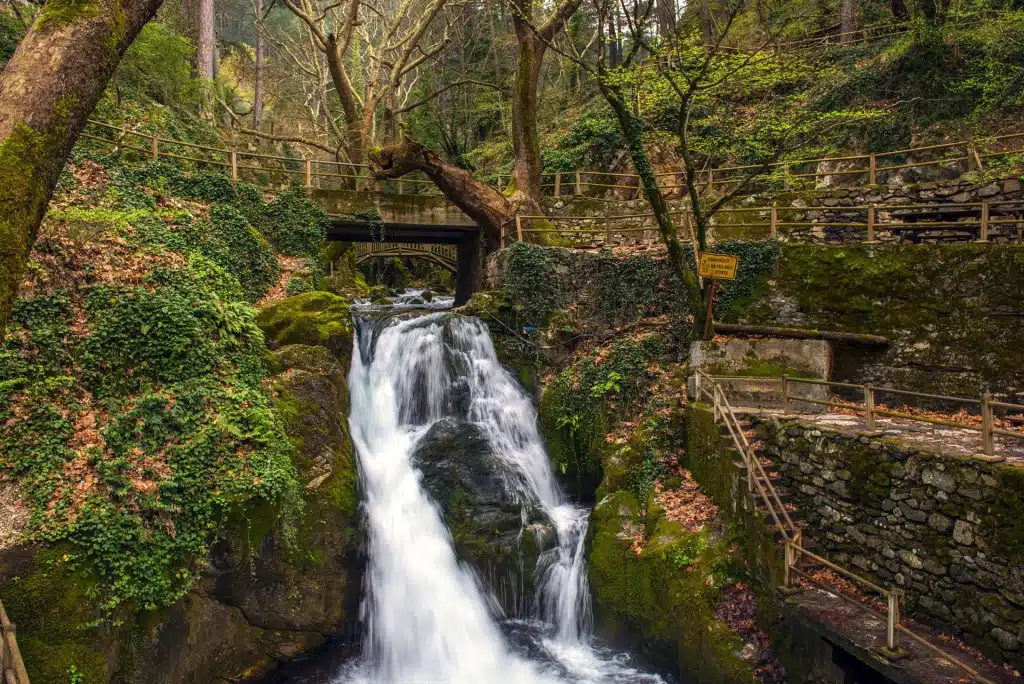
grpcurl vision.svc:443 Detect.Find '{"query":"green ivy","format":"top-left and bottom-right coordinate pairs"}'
top-left (502, 242), bottom-right (565, 328)
top-left (0, 152), bottom-right (305, 618)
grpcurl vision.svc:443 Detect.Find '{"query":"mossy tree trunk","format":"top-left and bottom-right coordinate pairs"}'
top-left (508, 0), bottom-right (583, 210)
top-left (0, 0), bottom-right (166, 336)
top-left (597, 81), bottom-right (706, 338)
top-left (368, 138), bottom-right (514, 254)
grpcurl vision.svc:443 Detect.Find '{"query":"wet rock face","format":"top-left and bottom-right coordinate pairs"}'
top-left (413, 418), bottom-right (551, 618)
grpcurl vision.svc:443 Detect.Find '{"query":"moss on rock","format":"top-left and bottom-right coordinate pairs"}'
top-left (588, 491), bottom-right (754, 684)
top-left (257, 292), bottom-right (352, 362)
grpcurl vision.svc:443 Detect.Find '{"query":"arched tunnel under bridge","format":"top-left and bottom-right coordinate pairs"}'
top-left (316, 189), bottom-right (483, 306)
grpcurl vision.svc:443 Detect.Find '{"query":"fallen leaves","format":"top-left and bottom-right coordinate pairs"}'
top-left (655, 467), bottom-right (720, 532)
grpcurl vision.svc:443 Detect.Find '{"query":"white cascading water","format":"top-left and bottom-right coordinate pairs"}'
top-left (343, 312), bottom-right (664, 684)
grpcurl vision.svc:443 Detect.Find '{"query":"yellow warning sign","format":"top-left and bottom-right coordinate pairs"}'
top-left (697, 252), bottom-right (739, 280)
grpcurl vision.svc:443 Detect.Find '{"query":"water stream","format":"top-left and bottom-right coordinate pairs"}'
top-left (335, 311), bottom-right (665, 684)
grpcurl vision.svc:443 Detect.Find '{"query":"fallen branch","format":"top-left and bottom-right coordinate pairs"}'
top-left (713, 323), bottom-right (889, 347)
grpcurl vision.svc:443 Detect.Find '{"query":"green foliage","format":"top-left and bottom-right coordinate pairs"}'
top-left (253, 188), bottom-right (329, 258)
top-left (110, 22), bottom-right (200, 109)
top-left (286, 277), bottom-right (314, 297)
top-left (546, 109), bottom-right (624, 171)
top-left (502, 242), bottom-right (565, 328)
top-left (0, 8), bottom-right (25, 65)
top-left (0, 145), bottom-right (315, 619)
top-left (1, 274), bottom-right (298, 615)
top-left (539, 335), bottom-right (664, 496)
top-left (626, 445), bottom-right (666, 512)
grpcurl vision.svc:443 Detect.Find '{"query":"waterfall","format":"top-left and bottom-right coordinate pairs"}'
top-left (343, 313), bottom-right (664, 684)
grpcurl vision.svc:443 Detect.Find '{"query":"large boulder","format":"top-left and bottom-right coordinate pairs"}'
top-left (412, 419), bottom-right (551, 618)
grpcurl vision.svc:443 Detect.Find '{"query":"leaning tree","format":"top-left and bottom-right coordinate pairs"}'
top-left (0, 0), bottom-right (167, 334)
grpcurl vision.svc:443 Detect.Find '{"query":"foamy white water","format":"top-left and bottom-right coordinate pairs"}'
top-left (342, 313), bottom-right (664, 684)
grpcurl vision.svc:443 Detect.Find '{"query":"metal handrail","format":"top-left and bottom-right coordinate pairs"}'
top-left (695, 372), bottom-right (999, 681)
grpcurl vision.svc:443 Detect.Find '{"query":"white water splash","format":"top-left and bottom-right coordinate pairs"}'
top-left (342, 313), bottom-right (664, 684)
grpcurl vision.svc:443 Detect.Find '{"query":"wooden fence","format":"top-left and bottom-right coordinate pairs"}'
top-left (694, 370), bottom-right (1005, 683)
top-left (1, 597), bottom-right (29, 684)
top-left (505, 198), bottom-right (1024, 246)
top-left (81, 118), bottom-right (1024, 203)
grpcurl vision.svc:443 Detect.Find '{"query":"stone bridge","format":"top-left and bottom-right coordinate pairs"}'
top-left (310, 189), bottom-right (480, 304)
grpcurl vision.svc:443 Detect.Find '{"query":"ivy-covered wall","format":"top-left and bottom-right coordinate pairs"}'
top-left (486, 241), bottom-right (781, 332)
top-left (487, 242), bottom-right (1024, 399)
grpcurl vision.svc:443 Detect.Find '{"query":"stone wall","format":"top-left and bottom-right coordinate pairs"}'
top-left (484, 242), bottom-right (1024, 399)
top-left (752, 416), bottom-right (1024, 670)
top-left (538, 174), bottom-right (1024, 247)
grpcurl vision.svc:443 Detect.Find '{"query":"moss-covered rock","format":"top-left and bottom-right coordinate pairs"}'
top-left (412, 418), bottom-right (548, 617)
top-left (257, 291), bottom-right (353, 363)
top-left (588, 491), bottom-right (754, 684)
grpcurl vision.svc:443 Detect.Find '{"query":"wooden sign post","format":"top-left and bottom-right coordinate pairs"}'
top-left (697, 252), bottom-right (739, 339)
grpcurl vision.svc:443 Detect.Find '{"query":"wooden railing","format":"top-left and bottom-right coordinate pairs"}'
top-left (505, 198), bottom-right (1024, 246)
top-left (694, 371), bottom-right (999, 682)
top-left (530, 130), bottom-right (1024, 198)
top-left (711, 374), bottom-right (1024, 460)
top-left (80, 120), bottom-right (443, 196)
top-left (81, 118), bottom-right (1024, 204)
top-left (1, 597), bottom-right (29, 684)
top-left (351, 242), bottom-right (457, 270)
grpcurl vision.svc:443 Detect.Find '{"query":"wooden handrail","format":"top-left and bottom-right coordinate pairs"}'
top-left (695, 372), bottom-right (1000, 681)
top-left (83, 118), bottom-right (1024, 202)
top-left (709, 373), bottom-right (1023, 459)
top-left (0, 598), bottom-right (29, 684)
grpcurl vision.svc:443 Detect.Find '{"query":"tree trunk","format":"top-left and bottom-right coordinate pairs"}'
top-left (510, 27), bottom-right (545, 201)
top-left (508, 0), bottom-right (583, 207)
top-left (0, 0), bottom-right (166, 334)
top-left (657, 0), bottom-right (676, 38)
top-left (324, 37), bottom-right (364, 170)
top-left (253, 0), bottom-right (264, 128)
top-left (198, 0), bottom-right (215, 117)
top-left (597, 83), bottom-right (705, 337)
top-left (369, 138), bottom-right (515, 254)
top-left (700, 0), bottom-right (715, 46)
top-left (840, 0), bottom-right (858, 45)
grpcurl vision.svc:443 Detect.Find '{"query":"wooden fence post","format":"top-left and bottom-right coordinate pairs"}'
top-left (865, 205), bottom-right (878, 244)
top-left (864, 384), bottom-right (876, 432)
top-left (397, 180), bottom-right (404, 195)
top-left (575, 171), bottom-right (582, 195)
top-left (979, 201), bottom-right (990, 243)
top-left (151, 133), bottom-right (159, 161)
top-left (887, 591), bottom-right (900, 652)
top-left (554, 172), bottom-right (561, 198)
top-left (869, 153), bottom-right (877, 185)
top-left (305, 159), bottom-right (312, 188)
top-left (515, 215), bottom-right (523, 243)
top-left (770, 206), bottom-right (778, 239)
top-left (230, 150), bottom-right (238, 182)
top-left (982, 391), bottom-right (994, 457)
top-left (782, 375), bottom-right (791, 413)
top-left (784, 164), bottom-right (791, 190)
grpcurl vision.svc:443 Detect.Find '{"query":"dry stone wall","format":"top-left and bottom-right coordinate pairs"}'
top-left (539, 175), bottom-right (1024, 247)
top-left (752, 416), bottom-right (1024, 670)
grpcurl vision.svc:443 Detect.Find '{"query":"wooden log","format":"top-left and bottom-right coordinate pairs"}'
top-left (713, 323), bottom-right (889, 346)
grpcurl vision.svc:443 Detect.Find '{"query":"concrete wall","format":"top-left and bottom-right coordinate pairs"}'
top-left (310, 189), bottom-right (475, 226)
top-left (752, 415), bottom-right (1024, 669)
